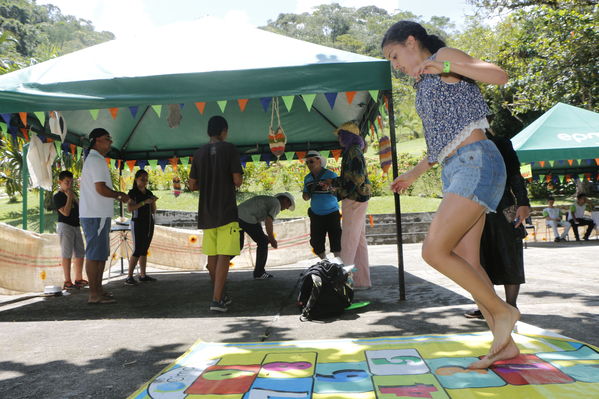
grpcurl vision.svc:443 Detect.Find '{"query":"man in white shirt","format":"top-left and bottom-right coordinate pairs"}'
top-left (568, 193), bottom-right (595, 241)
top-left (79, 128), bottom-right (129, 304)
top-left (542, 196), bottom-right (571, 242)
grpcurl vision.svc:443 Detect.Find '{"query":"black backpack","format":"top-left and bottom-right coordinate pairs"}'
top-left (297, 259), bottom-right (354, 321)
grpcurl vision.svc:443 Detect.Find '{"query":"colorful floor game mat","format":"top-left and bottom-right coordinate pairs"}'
top-left (129, 330), bottom-right (599, 399)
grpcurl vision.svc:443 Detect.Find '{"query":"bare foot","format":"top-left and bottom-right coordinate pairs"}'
top-left (468, 338), bottom-right (520, 369)
top-left (490, 305), bottom-right (520, 355)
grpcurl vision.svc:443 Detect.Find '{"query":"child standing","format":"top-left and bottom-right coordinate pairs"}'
top-left (125, 169), bottom-right (158, 285)
top-left (302, 150), bottom-right (341, 260)
top-left (53, 170), bottom-right (87, 290)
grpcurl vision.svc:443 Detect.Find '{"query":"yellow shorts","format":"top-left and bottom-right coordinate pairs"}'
top-left (202, 221), bottom-right (241, 256)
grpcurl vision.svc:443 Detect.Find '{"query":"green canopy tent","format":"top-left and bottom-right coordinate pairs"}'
top-left (0, 19), bottom-right (407, 299)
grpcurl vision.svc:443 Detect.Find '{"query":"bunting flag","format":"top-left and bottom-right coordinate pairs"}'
top-left (148, 159), bottom-right (158, 169)
top-left (345, 91), bottom-right (356, 104)
top-left (110, 159), bottom-right (116, 169)
top-left (158, 159), bottom-right (169, 171)
top-left (179, 103), bottom-right (185, 109)
top-left (0, 122), bottom-right (6, 135)
top-left (578, 174), bottom-right (584, 181)
top-left (129, 106), bottom-right (139, 118)
top-left (169, 157), bottom-right (179, 171)
top-left (539, 161), bottom-right (546, 167)
top-left (548, 160), bottom-right (555, 167)
top-left (151, 105), bottom-right (162, 117)
top-left (259, 97), bottom-right (272, 112)
top-left (137, 160), bottom-right (147, 170)
top-left (369, 215), bottom-right (374, 228)
top-left (240, 155), bottom-right (248, 168)
top-left (301, 94), bottom-right (316, 111)
top-left (585, 173), bottom-right (591, 180)
top-left (20, 128), bottom-right (29, 141)
top-left (76, 146), bottom-right (82, 159)
top-left (116, 159), bottom-right (122, 170)
top-left (34, 112), bottom-right (45, 127)
top-left (217, 100), bottom-right (227, 113)
top-left (109, 108), bottom-right (119, 119)
top-left (55, 142), bottom-right (62, 157)
top-left (331, 149), bottom-right (342, 161)
top-left (369, 90), bottom-right (379, 101)
top-left (251, 154), bottom-right (261, 163)
top-left (281, 95), bottom-right (294, 112)
top-left (180, 156), bottom-right (190, 167)
top-left (539, 174), bottom-right (545, 182)
top-left (105, 158), bottom-right (111, 167)
top-left (69, 144), bottom-right (76, 157)
top-left (383, 95), bottom-right (389, 112)
top-left (324, 92), bottom-right (337, 109)
top-left (567, 159), bottom-right (574, 166)
top-left (296, 151), bottom-right (307, 163)
top-left (19, 112), bottom-right (27, 126)
top-left (284, 151), bottom-right (294, 161)
top-left (0, 113), bottom-right (11, 126)
top-left (263, 153), bottom-right (272, 166)
top-left (237, 99), bottom-right (249, 112)
top-left (370, 123), bottom-right (375, 138)
top-left (321, 150), bottom-right (330, 159)
top-left (87, 109), bottom-right (98, 120)
top-left (377, 115), bottom-right (384, 130)
top-left (126, 160), bottom-right (136, 172)
top-left (195, 102), bottom-right (206, 114)
top-left (595, 158), bottom-right (599, 166)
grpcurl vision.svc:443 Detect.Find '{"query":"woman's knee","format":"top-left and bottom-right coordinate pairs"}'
top-left (421, 239), bottom-right (449, 266)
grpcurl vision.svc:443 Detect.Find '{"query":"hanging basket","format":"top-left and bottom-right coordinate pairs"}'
top-left (268, 98), bottom-right (286, 159)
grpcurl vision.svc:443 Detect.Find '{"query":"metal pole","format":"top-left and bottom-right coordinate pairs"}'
top-left (385, 90), bottom-right (406, 301)
top-left (22, 143), bottom-right (29, 230)
top-left (39, 189), bottom-right (45, 233)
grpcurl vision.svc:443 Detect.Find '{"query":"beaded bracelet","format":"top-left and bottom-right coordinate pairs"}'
top-left (443, 61), bottom-right (451, 74)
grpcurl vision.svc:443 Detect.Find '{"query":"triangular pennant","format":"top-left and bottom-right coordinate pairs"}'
top-left (110, 159), bottom-right (116, 169)
top-left (109, 107), bottom-right (119, 119)
top-left (251, 154), bottom-right (261, 163)
top-left (105, 158), bottom-right (111, 167)
top-left (576, 159), bottom-right (582, 165)
top-left (301, 94), bottom-right (316, 111)
top-left (331, 149), bottom-right (342, 161)
top-left (585, 173), bottom-right (591, 180)
top-left (116, 159), bottom-right (122, 170)
top-left (179, 103), bottom-right (185, 109)
top-left (0, 113), bottom-right (12, 125)
top-left (383, 96), bottom-right (389, 112)
top-left (180, 156), bottom-right (190, 167)
top-left (345, 91), bottom-right (357, 104)
top-left (89, 109), bottom-right (100, 120)
top-left (158, 159), bottom-right (169, 171)
top-left (0, 121), bottom-right (7, 134)
top-left (129, 106), bottom-right (139, 118)
top-left (237, 99), bottom-right (249, 112)
top-left (69, 144), bottom-right (76, 157)
top-left (76, 146), bottom-right (82, 159)
top-left (369, 90), bottom-right (379, 100)
top-left (55, 142), bottom-right (62, 156)
top-left (578, 174), bottom-right (584, 181)
top-left (595, 158), bottom-right (599, 166)
top-left (240, 155), bottom-right (248, 168)
top-left (560, 175), bottom-right (567, 183)
top-left (217, 100), bottom-right (227, 113)
top-left (548, 160), bottom-right (555, 167)
top-left (324, 92), bottom-right (338, 109)
top-left (377, 115), bottom-right (384, 130)
top-left (148, 159), bottom-right (158, 169)
top-left (259, 97), bottom-right (272, 112)
top-left (539, 174), bottom-right (545, 182)
top-left (281, 95), bottom-right (295, 112)
top-left (321, 150), bottom-right (330, 159)
top-left (567, 159), bottom-right (573, 166)
top-left (126, 160), bottom-right (136, 172)
top-left (137, 160), bottom-right (148, 170)
top-left (539, 161), bottom-right (546, 167)
top-left (263, 153), bottom-right (272, 166)
top-left (19, 112), bottom-right (27, 126)
top-left (34, 112), bottom-right (46, 127)
top-left (194, 102), bottom-right (206, 114)
top-left (284, 151), bottom-right (294, 161)
top-left (151, 105), bottom-right (162, 117)
top-left (169, 157), bottom-right (179, 171)
top-left (20, 127), bottom-right (29, 141)
top-left (296, 151), bottom-right (307, 163)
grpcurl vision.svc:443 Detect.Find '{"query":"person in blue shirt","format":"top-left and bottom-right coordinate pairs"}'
top-left (302, 150), bottom-right (341, 259)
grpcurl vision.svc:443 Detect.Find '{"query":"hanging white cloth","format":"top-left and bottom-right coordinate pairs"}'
top-left (26, 135), bottom-right (57, 191)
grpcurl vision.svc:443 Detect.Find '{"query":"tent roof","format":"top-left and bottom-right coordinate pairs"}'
top-left (511, 103), bottom-right (599, 163)
top-left (0, 19), bottom-right (391, 160)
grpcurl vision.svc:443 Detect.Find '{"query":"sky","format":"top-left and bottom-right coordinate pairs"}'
top-left (37, 0), bottom-right (475, 39)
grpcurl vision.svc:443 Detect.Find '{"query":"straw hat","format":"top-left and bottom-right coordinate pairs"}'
top-left (333, 121), bottom-right (360, 136)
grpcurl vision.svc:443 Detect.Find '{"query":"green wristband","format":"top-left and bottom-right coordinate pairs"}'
top-left (443, 61), bottom-right (451, 73)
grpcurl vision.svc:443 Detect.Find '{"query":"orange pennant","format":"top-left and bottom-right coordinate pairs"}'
top-left (106, 158), bottom-right (111, 167)
top-left (109, 108), bottom-right (119, 119)
top-left (595, 158), bottom-right (599, 166)
top-left (296, 151), bottom-right (307, 163)
top-left (369, 214), bottom-right (374, 227)
top-left (169, 157), bottom-right (179, 171)
top-left (377, 115), bottom-right (383, 130)
top-left (567, 159), bottom-right (573, 166)
top-left (70, 144), bottom-right (76, 156)
top-left (20, 127), bottom-right (29, 141)
top-left (345, 91), bottom-right (357, 104)
top-left (539, 161), bottom-right (545, 167)
top-left (331, 149), bottom-right (342, 161)
top-left (383, 96), bottom-right (389, 111)
top-left (237, 99), bottom-right (249, 112)
top-left (126, 160), bottom-right (136, 172)
top-left (19, 112), bottom-right (27, 126)
top-left (195, 102), bottom-right (206, 114)
top-left (116, 159), bottom-right (122, 170)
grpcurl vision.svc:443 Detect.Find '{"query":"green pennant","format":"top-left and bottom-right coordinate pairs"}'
top-left (559, 175), bottom-right (566, 183)
top-left (369, 90), bottom-right (379, 100)
top-left (76, 146), bottom-right (82, 159)
top-left (251, 154), bottom-right (261, 163)
top-left (217, 100), bottom-right (227, 113)
top-left (302, 94), bottom-right (316, 111)
top-left (34, 112), bottom-right (46, 126)
top-left (0, 121), bottom-right (6, 134)
top-left (322, 150), bottom-right (331, 159)
top-left (151, 105), bottom-right (162, 117)
top-left (180, 156), bottom-right (190, 167)
top-left (548, 160), bottom-right (555, 167)
top-left (90, 109), bottom-right (100, 120)
top-left (539, 174), bottom-right (545, 182)
top-left (148, 159), bottom-right (158, 169)
top-left (110, 159), bottom-right (116, 169)
top-left (578, 174), bottom-right (584, 181)
top-left (281, 95), bottom-right (295, 112)
top-left (285, 151), bottom-right (295, 161)
top-left (54, 141), bottom-right (61, 155)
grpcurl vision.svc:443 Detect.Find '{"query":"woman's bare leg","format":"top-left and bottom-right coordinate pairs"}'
top-left (422, 193), bottom-right (520, 357)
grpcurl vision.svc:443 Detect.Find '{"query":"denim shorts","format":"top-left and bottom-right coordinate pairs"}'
top-left (441, 139), bottom-right (506, 213)
top-left (80, 217), bottom-right (111, 261)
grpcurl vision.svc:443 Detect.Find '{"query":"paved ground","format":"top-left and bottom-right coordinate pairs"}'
top-left (0, 239), bottom-right (598, 398)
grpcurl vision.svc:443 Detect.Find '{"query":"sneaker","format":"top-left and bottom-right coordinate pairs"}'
top-left (554, 237), bottom-right (561, 242)
top-left (209, 300), bottom-right (228, 312)
top-left (254, 272), bottom-right (274, 280)
top-left (464, 309), bottom-right (484, 319)
top-left (138, 275), bottom-right (157, 282)
top-left (124, 276), bottom-right (138, 286)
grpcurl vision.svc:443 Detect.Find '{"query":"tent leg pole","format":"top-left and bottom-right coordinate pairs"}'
top-left (22, 143), bottom-right (29, 231)
top-left (39, 189), bottom-right (45, 233)
top-left (385, 90), bottom-right (406, 301)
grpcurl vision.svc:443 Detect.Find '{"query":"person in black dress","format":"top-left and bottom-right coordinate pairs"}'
top-left (125, 169), bottom-right (158, 285)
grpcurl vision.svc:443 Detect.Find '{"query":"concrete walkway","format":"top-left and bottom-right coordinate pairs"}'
top-left (0, 239), bottom-right (597, 398)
